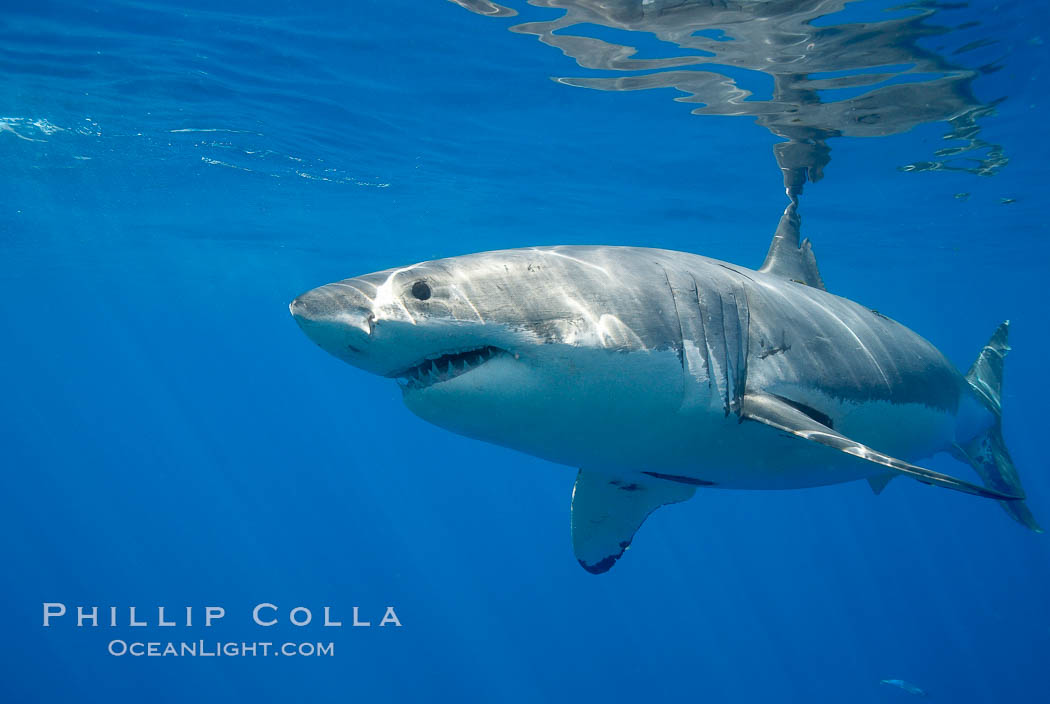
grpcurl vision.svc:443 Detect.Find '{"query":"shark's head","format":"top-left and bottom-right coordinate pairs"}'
top-left (290, 247), bottom-right (687, 465)
top-left (289, 252), bottom-right (537, 392)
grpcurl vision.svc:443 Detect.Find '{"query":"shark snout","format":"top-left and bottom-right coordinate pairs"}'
top-left (289, 290), bottom-right (329, 322)
top-left (291, 275), bottom-right (493, 379)
top-left (290, 284), bottom-right (376, 363)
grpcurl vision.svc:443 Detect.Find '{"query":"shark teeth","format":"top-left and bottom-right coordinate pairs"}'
top-left (400, 346), bottom-right (503, 390)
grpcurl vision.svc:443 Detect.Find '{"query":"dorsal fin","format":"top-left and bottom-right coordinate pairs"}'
top-left (758, 202), bottom-right (825, 291)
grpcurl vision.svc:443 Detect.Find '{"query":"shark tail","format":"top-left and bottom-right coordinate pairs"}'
top-left (955, 321), bottom-right (1042, 532)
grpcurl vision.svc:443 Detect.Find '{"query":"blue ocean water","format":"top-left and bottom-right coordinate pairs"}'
top-left (2, 0), bottom-right (1048, 701)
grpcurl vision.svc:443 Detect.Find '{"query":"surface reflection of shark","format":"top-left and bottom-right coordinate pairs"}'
top-left (290, 206), bottom-right (1039, 573)
top-left (881, 678), bottom-right (928, 696)
top-left (453, 0), bottom-right (1008, 192)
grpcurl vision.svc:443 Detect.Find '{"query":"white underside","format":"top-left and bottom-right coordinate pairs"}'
top-left (402, 347), bottom-right (958, 490)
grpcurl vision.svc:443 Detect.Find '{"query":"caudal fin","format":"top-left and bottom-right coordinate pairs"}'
top-left (956, 321), bottom-right (1043, 532)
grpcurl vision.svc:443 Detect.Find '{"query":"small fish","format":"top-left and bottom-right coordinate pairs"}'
top-left (1000, 197), bottom-right (1017, 204)
top-left (880, 679), bottom-right (927, 696)
top-left (954, 192), bottom-right (970, 200)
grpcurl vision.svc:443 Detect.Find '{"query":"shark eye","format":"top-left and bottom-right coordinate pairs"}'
top-left (411, 280), bottom-right (432, 301)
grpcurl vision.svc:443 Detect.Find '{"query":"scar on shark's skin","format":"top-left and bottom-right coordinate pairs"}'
top-left (759, 332), bottom-right (791, 359)
top-left (641, 472), bottom-right (716, 487)
top-left (609, 479), bottom-right (643, 492)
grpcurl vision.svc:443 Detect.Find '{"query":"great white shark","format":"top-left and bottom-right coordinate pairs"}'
top-left (290, 204), bottom-right (1040, 573)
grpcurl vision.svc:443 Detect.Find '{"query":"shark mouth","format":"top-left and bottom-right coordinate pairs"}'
top-left (397, 346), bottom-right (504, 390)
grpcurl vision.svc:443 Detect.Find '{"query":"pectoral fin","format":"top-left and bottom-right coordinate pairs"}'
top-left (571, 470), bottom-right (696, 574)
top-left (740, 392), bottom-right (1023, 501)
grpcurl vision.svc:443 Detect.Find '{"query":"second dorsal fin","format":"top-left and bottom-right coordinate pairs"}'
top-left (758, 202), bottom-right (825, 291)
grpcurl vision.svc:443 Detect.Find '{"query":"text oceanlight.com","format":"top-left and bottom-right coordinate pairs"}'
top-left (107, 640), bottom-right (334, 657)
top-left (41, 602), bottom-right (402, 658)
